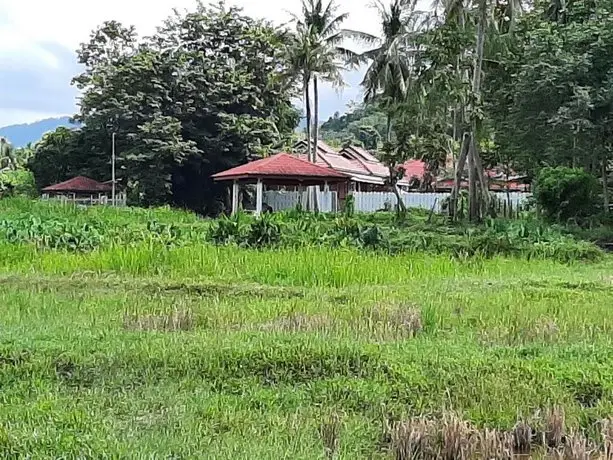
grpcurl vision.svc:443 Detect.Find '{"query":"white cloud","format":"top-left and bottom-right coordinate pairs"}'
top-left (0, 0), bottom-right (380, 126)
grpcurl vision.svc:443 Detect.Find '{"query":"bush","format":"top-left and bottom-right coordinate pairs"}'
top-left (207, 213), bottom-right (249, 245)
top-left (0, 170), bottom-right (37, 199)
top-left (534, 167), bottom-right (600, 222)
top-left (247, 214), bottom-right (281, 247)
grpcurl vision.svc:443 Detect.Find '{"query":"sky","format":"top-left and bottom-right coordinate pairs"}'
top-left (0, 0), bottom-right (381, 128)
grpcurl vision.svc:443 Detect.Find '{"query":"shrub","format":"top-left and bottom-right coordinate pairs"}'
top-left (0, 170), bottom-right (37, 199)
top-left (208, 213), bottom-right (249, 245)
top-left (247, 214), bottom-right (281, 247)
top-left (534, 167), bottom-right (600, 222)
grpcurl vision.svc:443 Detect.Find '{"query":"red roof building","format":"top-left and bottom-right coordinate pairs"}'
top-left (211, 153), bottom-right (347, 184)
top-left (293, 140), bottom-right (429, 189)
top-left (42, 176), bottom-right (112, 194)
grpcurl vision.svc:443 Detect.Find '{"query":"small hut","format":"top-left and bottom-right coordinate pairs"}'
top-left (42, 176), bottom-right (126, 206)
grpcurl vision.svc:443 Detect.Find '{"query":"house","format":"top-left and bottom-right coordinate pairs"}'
top-left (293, 140), bottom-right (530, 193)
top-left (292, 140), bottom-right (426, 192)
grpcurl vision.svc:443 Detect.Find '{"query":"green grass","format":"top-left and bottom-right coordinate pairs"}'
top-left (1, 201), bottom-right (613, 457)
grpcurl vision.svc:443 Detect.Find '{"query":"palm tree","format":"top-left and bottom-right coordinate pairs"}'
top-left (293, 0), bottom-right (368, 162)
top-left (360, 0), bottom-right (424, 212)
top-left (288, 24), bottom-right (318, 164)
top-left (362, 0), bottom-right (423, 139)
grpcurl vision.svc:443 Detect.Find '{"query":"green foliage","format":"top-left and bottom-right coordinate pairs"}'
top-left (319, 105), bottom-right (388, 148)
top-left (247, 214), bottom-right (282, 248)
top-left (208, 213), bottom-right (250, 245)
top-left (343, 194), bottom-right (355, 217)
top-left (534, 167), bottom-right (601, 222)
top-left (29, 4), bottom-right (299, 214)
top-left (0, 170), bottom-right (36, 198)
top-left (485, 0), bottom-right (613, 180)
top-left (0, 199), bottom-right (602, 263)
top-left (0, 216), bottom-right (104, 251)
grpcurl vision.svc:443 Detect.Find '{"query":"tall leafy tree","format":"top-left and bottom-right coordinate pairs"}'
top-left (488, 0), bottom-right (613, 212)
top-left (30, 3), bottom-right (299, 213)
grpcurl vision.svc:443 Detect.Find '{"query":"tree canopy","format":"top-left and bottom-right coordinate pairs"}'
top-left (29, 3), bottom-right (299, 214)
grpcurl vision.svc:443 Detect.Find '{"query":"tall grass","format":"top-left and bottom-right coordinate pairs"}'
top-left (0, 199), bottom-right (611, 457)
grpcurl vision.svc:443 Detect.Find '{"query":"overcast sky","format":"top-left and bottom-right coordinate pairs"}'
top-left (0, 0), bottom-right (381, 127)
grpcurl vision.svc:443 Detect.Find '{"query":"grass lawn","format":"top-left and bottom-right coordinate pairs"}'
top-left (1, 238), bottom-right (613, 458)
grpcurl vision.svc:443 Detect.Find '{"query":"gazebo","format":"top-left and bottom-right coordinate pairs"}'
top-left (41, 176), bottom-right (126, 206)
top-left (212, 153), bottom-right (348, 215)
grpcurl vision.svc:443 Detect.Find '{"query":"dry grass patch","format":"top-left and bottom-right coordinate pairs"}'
top-left (319, 412), bottom-right (342, 459)
top-left (360, 303), bottom-right (423, 340)
top-left (258, 312), bottom-right (332, 333)
top-left (123, 308), bottom-right (194, 332)
top-left (544, 406), bottom-right (566, 448)
top-left (391, 417), bottom-right (439, 460)
top-left (388, 409), bottom-right (611, 460)
top-left (602, 418), bottom-right (613, 458)
top-left (477, 428), bottom-right (514, 460)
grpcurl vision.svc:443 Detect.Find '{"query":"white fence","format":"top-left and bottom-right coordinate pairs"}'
top-left (354, 192), bottom-right (448, 213)
top-left (264, 190), bottom-right (338, 213)
top-left (354, 191), bottom-right (531, 213)
top-left (264, 190), bottom-right (531, 214)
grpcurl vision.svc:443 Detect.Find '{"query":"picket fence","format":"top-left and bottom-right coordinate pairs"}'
top-left (264, 190), bottom-right (531, 214)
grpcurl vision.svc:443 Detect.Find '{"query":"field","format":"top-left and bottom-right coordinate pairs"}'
top-left (1, 200), bottom-right (613, 458)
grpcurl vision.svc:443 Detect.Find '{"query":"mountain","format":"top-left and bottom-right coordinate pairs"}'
top-left (0, 117), bottom-right (76, 147)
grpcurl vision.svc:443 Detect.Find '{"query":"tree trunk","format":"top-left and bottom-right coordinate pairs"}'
top-left (312, 75), bottom-right (320, 212)
top-left (468, 135), bottom-right (478, 221)
top-left (467, 0), bottom-right (488, 222)
top-left (386, 113), bottom-right (393, 143)
top-left (313, 76), bottom-right (319, 164)
top-left (385, 113), bottom-right (407, 214)
top-left (304, 73), bottom-right (313, 163)
top-left (304, 73), bottom-right (317, 212)
top-left (449, 133), bottom-right (470, 220)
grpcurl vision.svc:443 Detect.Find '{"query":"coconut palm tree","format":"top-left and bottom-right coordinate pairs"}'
top-left (359, 0), bottom-right (425, 212)
top-left (293, 0), bottom-right (369, 162)
top-left (287, 24), bottom-right (318, 164)
top-left (361, 0), bottom-right (424, 140)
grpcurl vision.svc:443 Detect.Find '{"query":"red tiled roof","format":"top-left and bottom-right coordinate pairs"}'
top-left (400, 160), bottom-right (427, 179)
top-left (212, 153), bottom-right (348, 181)
top-left (42, 176), bottom-right (112, 193)
top-left (340, 145), bottom-right (380, 164)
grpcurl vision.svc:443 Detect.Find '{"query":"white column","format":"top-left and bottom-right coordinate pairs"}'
top-left (232, 181), bottom-right (239, 215)
top-left (256, 179), bottom-right (263, 216)
top-left (324, 181), bottom-right (329, 192)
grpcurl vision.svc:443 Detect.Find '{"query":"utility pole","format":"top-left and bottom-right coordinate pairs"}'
top-left (111, 132), bottom-right (116, 207)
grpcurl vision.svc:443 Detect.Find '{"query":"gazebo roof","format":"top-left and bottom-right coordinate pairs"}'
top-left (42, 176), bottom-right (113, 193)
top-left (212, 153), bottom-right (348, 183)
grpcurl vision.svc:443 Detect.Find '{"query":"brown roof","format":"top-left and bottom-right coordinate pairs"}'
top-left (42, 176), bottom-right (113, 193)
top-left (211, 153), bottom-right (348, 182)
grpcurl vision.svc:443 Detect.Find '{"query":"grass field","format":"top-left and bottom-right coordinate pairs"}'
top-left (1, 202), bottom-right (613, 458)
